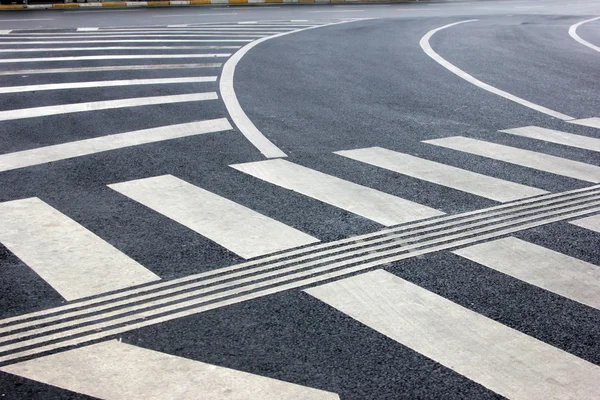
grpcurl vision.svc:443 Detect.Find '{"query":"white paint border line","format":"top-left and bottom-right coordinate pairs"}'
top-left (420, 20), bottom-right (574, 121)
top-left (0, 53), bottom-right (230, 64)
top-left (0, 46), bottom-right (238, 53)
top-left (0, 63), bottom-right (221, 76)
top-left (568, 16), bottom-right (600, 54)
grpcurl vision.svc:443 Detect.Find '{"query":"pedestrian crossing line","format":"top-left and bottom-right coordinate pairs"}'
top-left (230, 159), bottom-right (445, 226)
top-left (0, 92), bottom-right (217, 122)
top-left (500, 126), bottom-right (600, 152)
top-left (0, 341), bottom-right (341, 400)
top-left (569, 117), bottom-right (600, 129)
top-left (305, 270), bottom-right (600, 400)
top-left (101, 27), bottom-right (299, 31)
top-left (424, 136), bottom-right (600, 183)
top-left (570, 213), bottom-right (600, 233)
top-left (1, 193), bottom-right (598, 364)
top-left (108, 175), bottom-right (319, 259)
top-left (1, 34), bottom-right (267, 39)
top-left (0, 64), bottom-right (222, 76)
top-left (454, 237), bottom-right (600, 310)
top-left (1, 184), bottom-right (598, 336)
top-left (75, 29), bottom-right (295, 34)
top-left (336, 147), bottom-right (548, 202)
top-left (0, 46), bottom-right (240, 53)
top-left (0, 198), bottom-right (160, 302)
top-left (0, 118), bottom-right (232, 173)
top-left (0, 53), bottom-right (231, 64)
top-left (0, 76), bottom-right (217, 95)
top-left (0, 39), bottom-right (253, 44)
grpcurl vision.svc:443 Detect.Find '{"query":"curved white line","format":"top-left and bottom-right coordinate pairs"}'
top-left (569, 16), bottom-right (600, 54)
top-left (221, 20), bottom-right (369, 159)
top-left (419, 20), bottom-right (574, 121)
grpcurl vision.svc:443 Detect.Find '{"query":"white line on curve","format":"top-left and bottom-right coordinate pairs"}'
top-left (220, 19), bottom-right (368, 158)
top-left (569, 16), bottom-right (600, 54)
top-left (419, 20), bottom-right (575, 121)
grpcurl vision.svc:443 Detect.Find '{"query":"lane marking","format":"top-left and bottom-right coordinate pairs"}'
top-left (336, 147), bottom-right (548, 202)
top-left (454, 237), bottom-right (600, 310)
top-left (568, 16), bottom-right (600, 53)
top-left (231, 159), bottom-right (445, 226)
top-left (0, 30), bottom-right (12, 35)
top-left (0, 92), bottom-right (217, 122)
top-left (154, 13), bottom-right (240, 17)
top-left (0, 76), bottom-right (217, 94)
top-left (420, 20), bottom-right (575, 121)
top-left (500, 126), bottom-right (600, 152)
top-left (0, 53), bottom-right (231, 64)
top-left (104, 27), bottom-right (293, 31)
top-left (306, 270), bottom-right (600, 400)
top-left (0, 63), bottom-right (221, 75)
top-left (570, 213), bottom-right (600, 232)
top-left (220, 20), bottom-right (363, 158)
top-left (77, 27), bottom-right (98, 31)
top-left (0, 198), bottom-right (159, 301)
top-left (109, 175), bottom-right (319, 259)
top-left (0, 18), bottom-right (53, 22)
top-left (0, 46), bottom-right (239, 53)
top-left (569, 117), bottom-right (600, 129)
top-left (308, 10), bottom-right (365, 13)
top-left (3, 33), bottom-right (267, 38)
top-left (69, 29), bottom-right (292, 34)
top-left (1, 341), bottom-right (340, 400)
top-left (0, 119), bottom-right (231, 173)
top-left (0, 39), bottom-right (252, 44)
top-left (425, 136), bottom-right (600, 183)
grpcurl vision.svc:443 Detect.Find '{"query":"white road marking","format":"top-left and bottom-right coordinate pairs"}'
top-left (0, 92), bottom-right (217, 122)
top-left (1, 341), bottom-right (340, 400)
top-left (425, 136), bottom-right (600, 183)
top-left (308, 10), bottom-right (365, 13)
top-left (0, 119), bottom-right (231, 172)
top-left (500, 126), bottom-right (600, 152)
top-left (107, 27), bottom-right (292, 31)
top-left (0, 63), bottom-right (221, 75)
top-left (230, 159), bottom-right (444, 226)
top-left (0, 18), bottom-right (53, 22)
top-left (420, 20), bottom-right (575, 121)
top-left (569, 16), bottom-right (600, 53)
top-left (0, 198), bottom-right (159, 301)
top-left (220, 20), bottom-right (361, 158)
top-left (0, 46), bottom-right (238, 53)
top-left (306, 269), bottom-right (600, 400)
top-left (238, 21), bottom-right (257, 24)
top-left (569, 117), bottom-right (600, 129)
top-left (155, 13), bottom-right (240, 17)
top-left (63, 9), bottom-right (143, 13)
top-left (0, 30), bottom-right (12, 35)
top-left (0, 39), bottom-right (252, 44)
top-left (0, 76), bottom-right (216, 94)
top-left (454, 237), bottom-right (600, 310)
top-left (570, 213), bottom-right (600, 232)
top-left (336, 147), bottom-right (547, 202)
top-left (109, 175), bottom-right (318, 259)
top-left (0, 53), bottom-right (230, 64)
top-left (4, 33), bottom-right (266, 38)
top-left (77, 27), bottom-right (98, 31)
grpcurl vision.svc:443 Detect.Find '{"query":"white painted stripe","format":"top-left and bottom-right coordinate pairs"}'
top-left (98, 27), bottom-right (294, 31)
top-left (420, 20), bottom-right (574, 121)
top-left (238, 21), bottom-right (258, 24)
top-left (230, 159), bottom-right (444, 226)
top-left (336, 147), bottom-right (547, 202)
top-left (0, 46), bottom-right (238, 53)
top-left (454, 237), bottom-right (600, 310)
top-left (220, 20), bottom-right (359, 158)
top-left (1, 341), bottom-right (340, 400)
top-left (0, 39), bottom-right (252, 44)
top-left (79, 30), bottom-right (287, 34)
top-left (306, 269), bottom-right (600, 400)
top-left (425, 136), bottom-right (600, 183)
top-left (0, 54), bottom-right (230, 64)
top-left (0, 198), bottom-right (159, 301)
top-left (0, 30), bottom-right (12, 35)
top-left (0, 64), bottom-right (221, 76)
top-left (4, 33), bottom-right (266, 38)
top-left (77, 27), bottom-right (99, 31)
top-left (569, 117), bottom-right (600, 129)
top-left (570, 213), bottom-right (600, 232)
top-left (0, 18), bottom-right (53, 22)
top-left (0, 119), bottom-right (232, 172)
top-left (0, 76), bottom-right (216, 94)
top-left (157, 13), bottom-right (240, 17)
top-left (108, 175), bottom-right (318, 259)
top-left (569, 16), bottom-right (600, 54)
top-left (0, 92), bottom-right (217, 122)
top-left (501, 126), bottom-right (600, 152)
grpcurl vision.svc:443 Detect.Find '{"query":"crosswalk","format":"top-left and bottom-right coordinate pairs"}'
top-left (1, 21), bottom-right (600, 400)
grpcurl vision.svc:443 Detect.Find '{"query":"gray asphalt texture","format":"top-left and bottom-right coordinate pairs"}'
top-left (0, 0), bottom-right (599, 398)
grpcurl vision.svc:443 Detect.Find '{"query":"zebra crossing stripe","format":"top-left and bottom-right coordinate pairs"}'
top-left (306, 269), bottom-right (600, 400)
top-left (0, 340), bottom-right (340, 400)
top-left (0, 54), bottom-right (231, 64)
top-left (0, 39), bottom-right (251, 44)
top-left (500, 126), bottom-right (600, 152)
top-left (0, 46), bottom-right (239, 53)
top-left (569, 118), bottom-right (600, 129)
top-left (336, 147), bottom-right (548, 202)
top-left (454, 237), bottom-right (600, 310)
top-left (230, 159), bottom-right (444, 226)
top-left (108, 174), bottom-right (319, 259)
top-left (424, 136), bottom-right (600, 183)
top-left (570, 213), bottom-right (600, 232)
top-left (0, 198), bottom-right (159, 301)
top-left (0, 119), bottom-right (232, 173)
top-left (0, 92), bottom-right (217, 122)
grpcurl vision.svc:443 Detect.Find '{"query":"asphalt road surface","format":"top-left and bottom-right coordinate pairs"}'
top-left (1, 0), bottom-right (600, 398)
